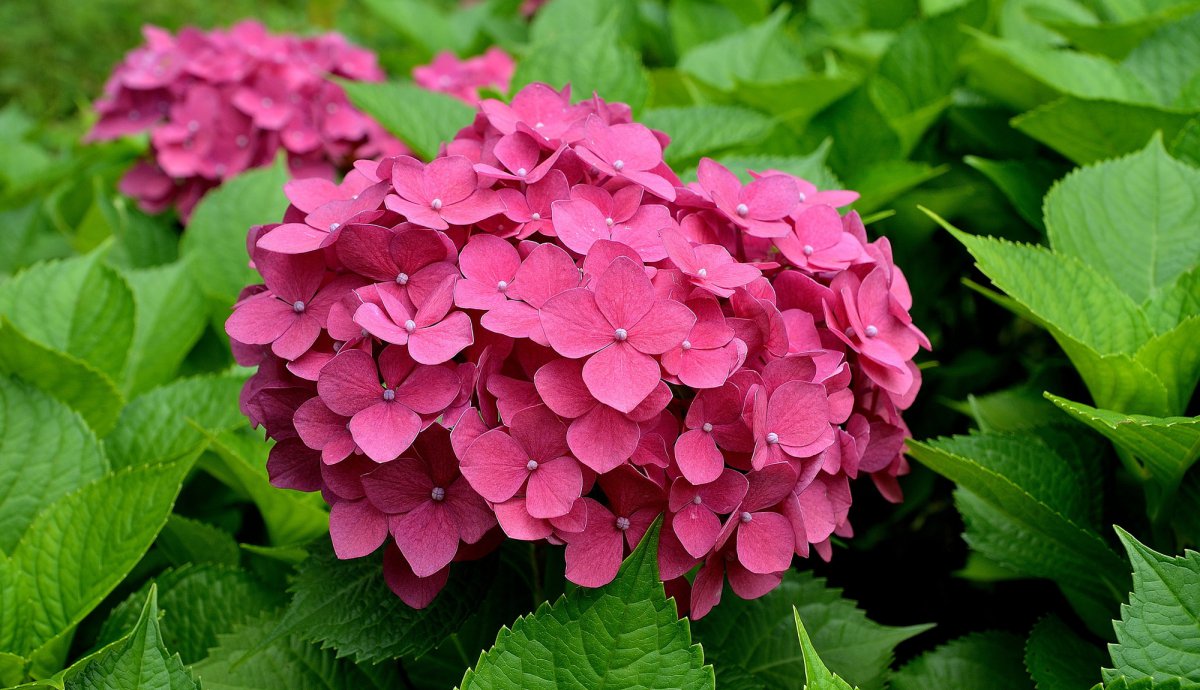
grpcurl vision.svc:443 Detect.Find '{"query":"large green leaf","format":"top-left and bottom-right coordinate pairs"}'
top-left (1012, 99), bottom-right (1196, 165)
top-left (962, 157), bottom-right (1057, 231)
top-left (459, 522), bottom-right (714, 690)
top-left (191, 613), bottom-right (402, 690)
top-left (1134, 316), bottom-right (1200, 416)
top-left (179, 161), bottom-right (290, 312)
top-left (519, 34), bottom-right (648, 112)
top-left (794, 609), bottom-right (856, 690)
top-left (341, 81), bottom-right (475, 161)
top-left (104, 373), bottom-right (246, 469)
top-left (0, 320), bottom-right (124, 434)
top-left (908, 435), bottom-right (1128, 631)
top-left (119, 261), bottom-right (206, 397)
top-left (1, 461), bottom-right (190, 667)
top-left (1044, 136), bottom-right (1200, 304)
top-left (0, 377), bottom-right (107, 553)
top-left (677, 9), bottom-right (806, 91)
top-left (1106, 528), bottom-right (1200, 683)
top-left (1048, 394), bottom-right (1200, 495)
top-left (259, 540), bottom-right (483, 664)
top-left (891, 631), bottom-right (1033, 690)
top-left (1121, 12), bottom-right (1200, 106)
top-left (640, 105), bottom-right (774, 168)
top-left (0, 252), bottom-right (134, 380)
top-left (66, 586), bottom-right (196, 690)
top-left (155, 514), bottom-right (241, 568)
top-left (1143, 267), bottom-right (1200, 334)
top-left (96, 564), bottom-right (282, 664)
top-left (1030, 1), bottom-right (1200, 59)
top-left (693, 570), bottom-right (930, 690)
top-left (1025, 614), bottom-right (1106, 690)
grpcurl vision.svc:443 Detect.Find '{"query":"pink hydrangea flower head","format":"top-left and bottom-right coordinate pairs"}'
top-left (88, 21), bottom-right (403, 220)
top-left (227, 80), bottom-right (928, 616)
top-left (414, 47), bottom-right (515, 105)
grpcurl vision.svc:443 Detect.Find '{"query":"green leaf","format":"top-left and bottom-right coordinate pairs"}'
top-left (1025, 614), bottom-right (1106, 690)
top-left (104, 372), bottom-right (247, 470)
top-left (341, 81), bottom-right (475, 161)
top-left (3, 461), bottom-right (190, 661)
top-left (967, 32), bottom-right (1158, 111)
top-left (0, 377), bottom-right (107, 553)
top-left (459, 521), bottom-right (714, 690)
top-left (180, 160), bottom-right (290, 311)
top-left (513, 18), bottom-right (649, 112)
top-left (1143, 267), bottom-right (1200, 333)
top-left (119, 261), bottom-right (207, 397)
top-left (530, 0), bottom-right (640, 48)
top-left (1012, 99), bottom-right (1196, 165)
top-left (1048, 394), bottom-right (1200, 494)
top-left (845, 161), bottom-right (948, 214)
top-left (1, 651), bottom-right (25, 687)
top-left (201, 429), bottom-right (328, 547)
top-left (1121, 11), bottom-right (1200, 106)
top-left (261, 539), bottom-right (482, 664)
top-left (963, 157), bottom-right (1057, 231)
top-left (0, 320), bottom-right (124, 434)
top-left (156, 514), bottom-right (241, 567)
top-left (0, 252), bottom-right (134, 379)
top-left (1031, 1), bottom-right (1200, 59)
top-left (640, 105), bottom-right (774, 169)
top-left (67, 586), bottom-right (197, 690)
top-left (735, 71), bottom-right (862, 132)
top-left (96, 564), bottom-right (282, 665)
top-left (678, 9), bottom-right (805, 91)
top-left (1095, 675), bottom-right (1200, 689)
top-left (358, 0), bottom-right (476, 55)
top-left (794, 608), bottom-right (857, 690)
top-left (891, 631), bottom-right (1034, 690)
top-left (92, 185), bottom-right (177, 270)
top-left (907, 435), bottom-right (1128, 631)
top-left (692, 570), bottom-right (931, 690)
top-left (1044, 135), bottom-right (1200, 303)
top-left (1134, 316), bottom-right (1200, 416)
top-left (1106, 528), bottom-right (1200, 683)
top-left (191, 613), bottom-right (402, 690)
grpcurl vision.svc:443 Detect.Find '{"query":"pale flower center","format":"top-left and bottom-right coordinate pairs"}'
top-left (865, 325), bottom-right (879, 338)
top-left (692, 495), bottom-right (703, 505)
top-left (430, 198), bottom-right (443, 210)
top-left (615, 516), bottom-right (631, 530)
top-left (526, 460), bottom-right (538, 471)
top-left (681, 340), bottom-right (692, 351)
top-left (382, 389), bottom-right (396, 402)
top-left (702, 422), bottom-right (713, 433)
top-left (766, 432), bottom-right (780, 444)
top-left (530, 212), bottom-right (542, 221)
top-left (404, 319), bottom-right (417, 333)
top-left (605, 217), bottom-right (614, 227)
top-left (802, 245), bottom-right (814, 256)
top-left (431, 486), bottom-right (446, 501)
top-left (516, 167), bottom-right (527, 177)
top-left (740, 511), bottom-right (753, 523)
top-left (614, 328), bottom-right (628, 341)
top-left (697, 268), bottom-right (708, 278)
top-left (292, 301), bottom-right (306, 313)
top-left (497, 280), bottom-right (509, 292)
top-left (395, 272), bottom-right (410, 285)
top-left (797, 192), bottom-right (807, 202)
top-left (612, 160), bottom-right (625, 171)
top-left (735, 203), bottom-right (749, 217)
top-left (261, 97), bottom-right (273, 108)
top-left (329, 222), bottom-right (340, 232)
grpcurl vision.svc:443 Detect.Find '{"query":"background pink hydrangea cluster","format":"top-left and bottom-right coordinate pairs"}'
top-left (413, 47), bottom-right (515, 105)
top-left (87, 21), bottom-right (405, 219)
top-left (227, 82), bottom-right (928, 617)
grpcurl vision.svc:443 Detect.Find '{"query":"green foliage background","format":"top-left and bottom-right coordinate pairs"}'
top-left (1, 0), bottom-right (1199, 688)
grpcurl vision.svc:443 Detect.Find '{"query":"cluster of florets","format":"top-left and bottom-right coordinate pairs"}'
top-left (87, 21), bottom-right (404, 219)
top-left (227, 82), bottom-right (928, 617)
top-left (413, 47), bottom-right (515, 104)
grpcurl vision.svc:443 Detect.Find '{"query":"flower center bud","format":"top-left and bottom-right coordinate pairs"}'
top-left (236, 135), bottom-right (248, 148)
top-left (702, 422), bottom-right (713, 433)
top-left (382, 389), bottom-right (395, 402)
top-left (261, 97), bottom-right (273, 108)
top-left (612, 160), bottom-right (625, 171)
top-left (430, 198), bottom-right (443, 210)
top-left (360, 328), bottom-right (370, 338)
top-left (326, 103), bottom-right (338, 114)
top-left (516, 167), bottom-right (527, 177)
top-left (614, 328), bottom-right (628, 341)
top-left (864, 325), bottom-right (879, 338)
top-left (697, 268), bottom-right (708, 279)
top-left (404, 319), bottom-right (417, 333)
top-left (802, 244), bottom-right (814, 256)
top-left (395, 272), bottom-right (409, 285)
top-left (605, 217), bottom-right (614, 227)
top-left (215, 164), bottom-right (227, 177)
top-left (740, 511), bottom-right (753, 523)
top-left (692, 495), bottom-right (703, 505)
top-left (292, 300), bottom-right (306, 313)
top-left (735, 203), bottom-right (749, 217)
top-left (329, 222), bottom-right (340, 232)
top-left (797, 192), bottom-right (807, 202)
top-left (844, 326), bottom-right (855, 338)
top-left (681, 340), bottom-right (692, 351)
top-left (526, 460), bottom-right (538, 471)
top-left (530, 212), bottom-right (541, 221)
top-left (766, 432), bottom-right (780, 444)
top-left (333, 341), bottom-right (343, 351)
top-left (187, 120), bottom-right (199, 132)
top-left (431, 486), bottom-right (446, 501)
top-left (535, 122), bottom-right (545, 129)
top-left (615, 516), bottom-right (631, 530)
top-left (497, 280), bottom-right (508, 292)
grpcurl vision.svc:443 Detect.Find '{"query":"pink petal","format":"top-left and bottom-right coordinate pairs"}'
top-left (674, 429), bottom-right (725, 485)
top-left (393, 362), bottom-right (460, 413)
top-left (689, 557), bottom-right (725, 620)
top-left (526, 456), bottom-right (582, 519)
top-left (409, 312), bottom-right (474, 364)
top-left (383, 545), bottom-right (449, 608)
top-left (494, 498), bottom-right (553, 540)
top-left (354, 302), bottom-right (410, 345)
top-left (678, 346), bottom-right (736, 390)
top-left (460, 233), bottom-right (520, 282)
top-left (594, 256), bottom-right (653, 329)
top-left (226, 294), bottom-right (294, 346)
top-left (256, 223), bottom-right (328, 254)
top-left (318, 349), bottom-right (383, 416)
top-left (726, 560), bottom-right (783, 600)
top-left (674, 504), bottom-right (722, 559)
top-left (736, 511), bottom-right (795, 574)
top-left (701, 469), bottom-right (749, 513)
top-left (582, 343), bottom-right (660, 414)
top-left (563, 500), bottom-right (623, 587)
top-left (350, 402), bottom-right (422, 462)
top-left (742, 174), bottom-right (798, 219)
top-left (425, 155), bottom-right (478, 204)
top-left (509, 404), bottom-right (569, 461)
top-left (510, 242), bottom-right (580, 308)
top-left (390, 502), bottom-right (459, 577)
top-left (767, 381), bottom-right (831, 448)
top-left (271, 315), bottom-right (322, 360)
top-left (540, 288), bottom-right (614, 358)
top-left (444, 476), bottom-right (497, 543)
top-left (567, 404), bottom-right (639, 473)
top-left (534, 359), bottom-right (596, 419)
top-left (627, 299), bottom-right (695, 355)
top-left (460, 429), bottom-right (529, 503)
top-left (329, 499), bottom-right (388, 559)
top-left (442, 189), bottom-right (505, 225)
top-left (362, 457), bottom-right (434, 514)
top-left (266, 438), bottom-right (321, 491)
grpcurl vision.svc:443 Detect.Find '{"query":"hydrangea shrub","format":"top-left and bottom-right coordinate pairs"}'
top-left (226, 81), bottom-right (928, 617)
top-left (86, 21), bottom-right (404, 219)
